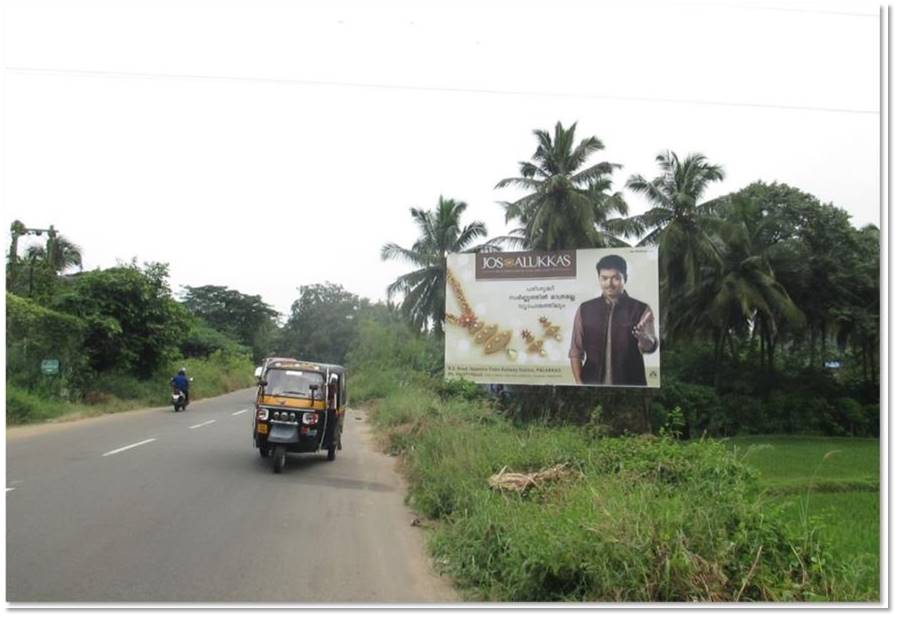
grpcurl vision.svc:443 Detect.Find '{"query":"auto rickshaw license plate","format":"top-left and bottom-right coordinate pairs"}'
top-left (257, 422), bottom-right (268, 434)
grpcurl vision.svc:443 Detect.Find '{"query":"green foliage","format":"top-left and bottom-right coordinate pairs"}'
top-left (51, 262), bottom-right (189, 377)
top-left (654, 378), bottom-right (723, 437)
top-left (6, 292), bottom-right (89, 395)
top-left (436, 378), bottom-right (488, 402)
top-left (655, 346), bottom-right (877, 438)
top-left (495, 121), bottom-right (632, 251)
top-left (381, 196), bottom-right (495, 334)
top-left (7, 254), bottom-right (59, 302)
top-left (180, 317), bottom-right (251, 358)
top-left (365, 372), bottom-right (839, 601)
top-left (6, 383), bottom-right (72, 424)
top-left (626, 150), bottom-right (725, 298)
top-left (279, 282), bottom-right (368, 365)
top-left (166, 350), bottom-right (256, 400)
top-left (345, 304), bottom-right (443, 402)
top-left (731, 436), bottom-right (879, 599)
top-left (7, 350), bottom-right (254, 425)
top-left (180, 285), bottom-right (279, 361)
top-left (347, 305), bottom-right (443, 373)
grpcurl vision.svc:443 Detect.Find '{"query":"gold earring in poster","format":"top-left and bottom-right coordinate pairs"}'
top-left (445, 269), bottom-right (516, 358)
top-left (520, 329), bottom-right (546, 356)
top-left (538, 316), bottom-right (562, 341)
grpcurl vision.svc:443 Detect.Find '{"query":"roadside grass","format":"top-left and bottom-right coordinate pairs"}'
top-left (363, 383), bottom-right (847, 602)
top-left (728, 436), bottom-right (880, 600)
top-left (6, 351), bottom-right (256, 425)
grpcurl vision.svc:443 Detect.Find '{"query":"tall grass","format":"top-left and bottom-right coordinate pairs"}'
top-left (729, 436), bottom-right (880, 600)
top-left (365, 382), bottom-right (842, 602)
top-left (348, 319), bottom-right (876, 602)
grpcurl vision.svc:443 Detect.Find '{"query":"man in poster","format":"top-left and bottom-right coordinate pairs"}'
top-left (569, 254), bottom-right (658, 386)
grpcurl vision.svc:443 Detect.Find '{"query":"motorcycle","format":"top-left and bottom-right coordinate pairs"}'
top-left (171, 388), bottom-right (188, 412)
top-left (171, 377), bottom-right (194, 412)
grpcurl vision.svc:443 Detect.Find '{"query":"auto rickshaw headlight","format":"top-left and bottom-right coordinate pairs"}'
top-left (256, 407), bottom-right (269, 421)
top-left (302, 412), bottom-right (318, 425)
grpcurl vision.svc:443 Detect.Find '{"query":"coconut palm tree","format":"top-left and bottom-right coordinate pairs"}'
top-left (495, 121), bottom-right (635, 251)
top-left (672, 195), bottom-right (804, 386)
top-left (381, 196), bottom-right (496, 335)
top-left (625, 151), bottom-right (726, 293)
top-left (23, 234), bottom-right (83, 274)
top-left (46, 235), bottom-right (83, 273)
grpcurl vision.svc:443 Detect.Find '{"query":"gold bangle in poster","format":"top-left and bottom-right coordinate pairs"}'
top-left (520, 329), bottom-right (546, 356)
top-left (446, 269), bottom-right (516, 358)
top-left (538, 316), bottom-right (562, 341)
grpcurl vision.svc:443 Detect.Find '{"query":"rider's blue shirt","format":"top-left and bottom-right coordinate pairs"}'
top-left (171, 374), bottom-right (189, 391)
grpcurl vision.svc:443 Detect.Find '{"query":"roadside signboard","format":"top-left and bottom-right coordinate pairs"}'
top-left (445, 248), bottom-right (660, 388)
top-left (40, 359), bottom-right (60, 376)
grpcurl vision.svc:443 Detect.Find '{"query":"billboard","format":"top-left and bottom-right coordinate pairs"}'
top-left (444, 248), bottom-right (660, 388)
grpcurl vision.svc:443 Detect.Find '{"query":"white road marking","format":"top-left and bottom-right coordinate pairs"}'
top-left (189, 420), bottom-right (216, 429)
top-left (232, 409), bottom-right (249, 416)
top-left (7, 488), bottom-right (16, 493)
top-left (102, 438), bottom-right (157, 457)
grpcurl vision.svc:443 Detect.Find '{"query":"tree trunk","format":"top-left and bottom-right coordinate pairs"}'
top-left (861, 340), bottom-right (868, 384)
top-left (758, 321), bottom-right (766, 372)
top-left (809, 325), bottom-right (817, 369)
top-left (714, 327), bottom-right (726, 390)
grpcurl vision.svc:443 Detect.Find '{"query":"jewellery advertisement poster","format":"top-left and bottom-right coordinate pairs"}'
top-left (445, 248), bottom-right (660, 388)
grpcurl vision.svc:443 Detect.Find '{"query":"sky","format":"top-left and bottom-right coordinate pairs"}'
top-left (2, 0), bottom-right (883, 319)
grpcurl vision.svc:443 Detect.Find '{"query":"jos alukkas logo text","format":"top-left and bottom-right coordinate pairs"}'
top-left (481, 254), bottom-right (573, 270)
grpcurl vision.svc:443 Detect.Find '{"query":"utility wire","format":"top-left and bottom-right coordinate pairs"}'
top-left (5, 65), bottom-right (879, 116)
top-left (680, 2), bottom-right (877, 18)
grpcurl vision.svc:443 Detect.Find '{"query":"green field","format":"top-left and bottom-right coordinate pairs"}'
top-left (729, 436), bottom-right (880, 600)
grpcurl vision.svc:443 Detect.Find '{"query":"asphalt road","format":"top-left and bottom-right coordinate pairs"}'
top-left (6, 389), bottom-right (456, 603)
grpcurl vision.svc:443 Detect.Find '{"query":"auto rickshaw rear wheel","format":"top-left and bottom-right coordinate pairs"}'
top-left (258, 446), bottom-right (270, 458)
top-left (327, 442), bottom-right (336, 461)
top-left (273, 446), bottom-right (286, 474)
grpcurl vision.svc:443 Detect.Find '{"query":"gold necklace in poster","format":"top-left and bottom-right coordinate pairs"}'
top-left (445, 268), bottom-right (565, 360)
top-left (445, 269), bottom-right (516, 358)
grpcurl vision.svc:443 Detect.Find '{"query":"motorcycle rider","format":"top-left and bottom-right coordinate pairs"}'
top-left (170, 367), bottom-right (190, 405)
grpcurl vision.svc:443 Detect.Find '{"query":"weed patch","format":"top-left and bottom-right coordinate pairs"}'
top-left (362, 377), bottom-right (848, 601)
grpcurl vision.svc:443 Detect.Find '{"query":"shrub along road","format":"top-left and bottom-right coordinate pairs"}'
top-left (6, 389), bottom-right (456, 603)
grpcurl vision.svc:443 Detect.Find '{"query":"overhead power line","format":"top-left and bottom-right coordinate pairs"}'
top-left (5, 65), bottom-right (879, 116)
top-left (682, 2), bottom-right (878, 18)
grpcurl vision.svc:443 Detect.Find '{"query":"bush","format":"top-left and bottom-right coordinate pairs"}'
top-left (349, 321), bottom-right (856, 600)
top-left (164, 350), bottom-right (255, 401)
top-left (655, 378), bottom-right (723, 437)
top-left (7, 292), bottom-right (89, 395)
top-left (367, 383), bottom-right (834, 601)
top-left (180, 319), bottom-right (250, 358)
top-left (346, 314), bottom-right (443, 376)
top-left (436, 378), bottom-right (488, 402)
top-left (7, 350), bottom-right (255, 424)
top-left (51, 264), bottom-right (190, 377)
top-left (6, 384), bottom-right (71, 424)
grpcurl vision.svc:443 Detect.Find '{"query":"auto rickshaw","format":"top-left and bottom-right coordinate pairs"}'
top-left (253, 356), bottom-right (298, 381)
top-left (252, 359), bottom-right (347, 473)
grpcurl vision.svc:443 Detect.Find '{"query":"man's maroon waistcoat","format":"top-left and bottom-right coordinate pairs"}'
top-left (579, 292), bottom-right (648, 386)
